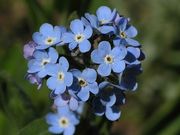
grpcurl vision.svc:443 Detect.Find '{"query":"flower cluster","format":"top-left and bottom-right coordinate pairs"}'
top-left (23, 6), bottom-right (145, 135)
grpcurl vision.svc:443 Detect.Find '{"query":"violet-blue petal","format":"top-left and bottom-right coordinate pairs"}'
top-left (79, 39), bottom-right (91, 53)
top-left (97, 63), bottom-right (111, 76)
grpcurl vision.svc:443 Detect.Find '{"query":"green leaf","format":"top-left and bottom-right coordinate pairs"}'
top-left (18, 118), bottom-right (50, 135)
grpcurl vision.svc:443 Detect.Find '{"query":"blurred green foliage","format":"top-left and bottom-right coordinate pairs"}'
top-left (0, 0), bottom-right (180, 135)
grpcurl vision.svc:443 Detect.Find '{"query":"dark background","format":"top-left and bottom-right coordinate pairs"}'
top-left (0, 0), bottom-right (180, 135)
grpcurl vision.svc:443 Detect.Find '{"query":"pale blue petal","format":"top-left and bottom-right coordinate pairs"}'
top-left (46, 113), bottom-right (58, 125)
top-left (70, 19), bottom-right (84, 34)
top-left (126, 38), bottom-right (140, 46)
top-left (82, 68), bottom-right (97, 83)
top-left (97, 63), bottom-right (111, 76)
top-left (35, 45), bottom-right (49, 50)
top-left (33, 50), bottom-right (48, 60)
top-left (49, 126), bottom-right (63, 134)
top-left (96, 6), bottom-right (112, 22)
top-left (40, 23), bottom-right (54, 36)
top-left (64, 72), bottom-right (73, 86)
top-left (37, 69), bottom-right (47, 78)
top-left (112, 59), bottom-right (125, 73)
top-left (87, 82), bottom-right (99, 94)
top-left (77, 88), bottom-right (89, 101)
top-left (110, 46), bottom-right (127, 60)
top-left (58, 57), bottom-right (69, 71)
top-left (98, 41), bottom-right (111, 56)
top-left (54, 96), bottom-right (68, 107)
top-left (69, 42), bottom-right (78, 50)
top-left (63, 32), bottom-right (74, 43)
top-left (32, 32), bottom-right (45, 45)
top-left (125, 26), bottom-right (138, 38)
top-left (98, 26), bottom-right (115, 34)
top-left (46, 64), bottom-right (59, 76)
top-left (57, 105), bottom-right (69, 115)
top-left (83, 25), bottom-right (92, 39)
top-left (47, 77), bottom-right (57, 90)
top-left (91, 49), bottom-right (103, 64)
top-left (105, 106), bottom-right (121, 121)
top-left (118, 18), bottom-right (128, 31)
top-left (79, 39), bottom-right (91, 53)
top-left (55, 82), bottom-right (66, 94)
top-left (48, 47), bottom-right (58, 63)
top-left (70, 69), bottom-right (81, 78)
top-left (64, 125), bottom-right (75, 135)
top-left (85, 13), bottom-right (98, 28)
top-left (69, 97), bottom-right (78, 111)
top-left (127, 47), bottom-right (140, 58)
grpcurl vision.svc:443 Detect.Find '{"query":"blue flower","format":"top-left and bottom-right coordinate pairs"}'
top-left (46, 105), bottom-right (79, 135)
top-left (114, 17), bottom-right (140, 46)
top-left (63, 19), bottom-right (92, 53)
top-left (23, 41), bottom-right (37, 60)
top-left (28, 47), bottom-right (58, 78)
top-left (93, 81), bottom-right (125, 121)
top-left (46, 57), bottom-right (73, 94)
top-left (119, 64), bottom-right (142, 91)
top-left (33, 23), bottom-right (64, 49)
top-left (91, 41), bottom-right (127, 76)
top-left (25, 73), bottom-right (42, 89)
top-left (54, 91), bottom-right (79, 111)
top-left (96, 6), bottom-right (116, 25)
top-left (81, 12), bottom-right (115, 34)
top-left (69, 68), bottom-right (99, 101)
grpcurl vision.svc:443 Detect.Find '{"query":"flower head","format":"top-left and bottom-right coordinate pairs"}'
top-left (33, 23), bottom-right (64, 50)
top-left (91, 41), bottom-right (127, 76)
top-left (69, 68), bottom-right (99, 101)
top-left (114, 17), bottom-right (140, 46)
top-left (46, 57), bottom-right (73, 94)
top-left (28, 47), bottom-right (58, 78)
top-left (46, 105), bottom-right (79, 135)
top-left (23, 41), bottom-right (37, 60)
top-left (63, 19), bottom-right (92, 53)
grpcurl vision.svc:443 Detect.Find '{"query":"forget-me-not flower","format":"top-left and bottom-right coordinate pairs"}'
top-left (63, 19), bottom-right (92, 53)
top-left (114, 17), bottom-right (140, 46)
top-left (28, 47), bottom-right (58, 78)
top-left (33, 23), bottom-right (63, 49)
top-left (69, 68), bottom-right (99, 101)
top-left (46, 57), bottom-right (73, 95)
top-left (46, 105), bottom-right (79, 135)
top-left (91, 41), bottom-right (127, 76)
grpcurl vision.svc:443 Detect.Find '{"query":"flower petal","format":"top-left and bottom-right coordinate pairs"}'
top-left (58, 57), bottom-right (69, 71)
top-left (79, 39), bottom-right (91, 53)
top-left (64, 125), bottom-right (75, 135)
top-left (70, 19), bottom-right (84, 34)
top-left (82, 68), bottom-right (97, 83)
top-left (111, 46), bottom-right (127, 60)
top-left (40, 23), bottom-right (54, 36)
top-left (112, 59), bottom-right (125, 73)
top-left (48, 47), bottom-right (58, 63)
top-left (97, 63), bottom-right (111, 76)
top-left (84, 25), bottom-right (92, 39)
top-left (125, 26), bottom-right (138, 38)
top-left (87, 82), bottom-right (99, 94)
top-left (77, 88), bottom-right (89, 101)
top-left (126, 38), bottom-right (140, 46)
top-left (47, 77), bottom-right (57, 90)
top-left (105, 106), bottom-right (121, 121)
top-left (91, 49), bottom-right (104, 64)
top-left (98, 26), bottom-right (115, 34)
top-left (63, 32), bottom-right (74, 43)
top-left (69, 97), bottom-right (78, 111)
top-left (64, 72), bottom-right (73, 86)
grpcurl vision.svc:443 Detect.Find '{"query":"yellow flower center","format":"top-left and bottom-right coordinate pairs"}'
top-left (75, 34), bottom-right (84, 43)
top-left (45, 37), bottom-right (56, 45)
top-left (104, 55), bottom-right (113, 64)
top-left (120, 31), bottom-right (127, 38)
top-left (41, 59), bottom-right (50, 66)
top-left (78, 78), bottom-right (87, 87)
top-left (58, 72), bottom-right (64, 81)
top-left (58, 117), bottom-right (69, 128)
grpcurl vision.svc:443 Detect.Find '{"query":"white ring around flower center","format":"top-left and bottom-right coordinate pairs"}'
top-left (58, 72), bottom-right (65, 81)
top-left (120, 31), bottom-right (127, 38)
top-left (75, 34), bottom-right (85, 43)
top-left (41, 59), bottom-right (50, 66)
top-left (78, 78), bottom-right (87, 87)
top-left (45, 37), bottom-right (56, 45)
top-left (58, 117), bottom-right (69, 128)
top-left (104, 55), bottom-right (113, 64)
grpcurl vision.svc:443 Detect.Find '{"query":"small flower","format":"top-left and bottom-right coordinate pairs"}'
top-left (91, 41), bottom-right (127, 76)
top-left (28, 47), bottom-right (58, 78)
top-left (25, 73), bottom-right (42, 89)
top-left (33, 23), bottom-right (64, 49)
top-left (81, 13), bottom-right (115, 34)
top-left (69, 68), bottom-right (99, 101)
top-left (54, 92), bottom-right (79, 111)
top-left (46, 105), bottom-right (79, 135)
top-left (114, 17), bottom-right (140, 46)
top-left (93, 81), bottom-right (125, 121)
top-left (46, 57), bottom-right (73, 94)
top-left (63, 19), bottom-right (92, 53)
top-left (96, 6), bottom-right (116, 25)
top-left (23, 41), bottom-right (37, 60)
top-left (119, 64), bottom-right (142, 91)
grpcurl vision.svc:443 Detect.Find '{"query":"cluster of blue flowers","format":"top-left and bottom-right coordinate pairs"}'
top-left (23, 6), bottom-right (145, 135)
